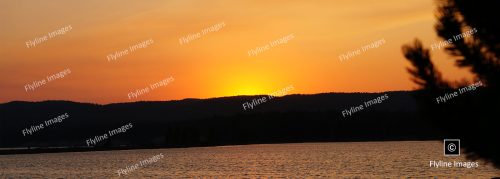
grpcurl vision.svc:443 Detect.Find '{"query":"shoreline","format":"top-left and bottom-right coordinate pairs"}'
top-left (0, 139), bottom-right (440, 155)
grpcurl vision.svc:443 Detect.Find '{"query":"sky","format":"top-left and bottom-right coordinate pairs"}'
top-left (0, 0), bottom-right (472, 104)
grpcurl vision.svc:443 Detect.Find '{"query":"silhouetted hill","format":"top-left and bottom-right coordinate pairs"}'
top-left (0, 91), bottom-right (441, 154)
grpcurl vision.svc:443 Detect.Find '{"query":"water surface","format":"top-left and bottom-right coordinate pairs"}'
top-left (1, 141), bottom-right (499, 178)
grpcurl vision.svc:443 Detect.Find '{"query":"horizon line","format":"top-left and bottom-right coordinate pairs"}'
top-left (1, 90), bottom-right (414, 105)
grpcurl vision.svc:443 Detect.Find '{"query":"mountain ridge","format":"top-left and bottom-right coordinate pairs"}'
top-left (0, 91), bottom-right (439, 154)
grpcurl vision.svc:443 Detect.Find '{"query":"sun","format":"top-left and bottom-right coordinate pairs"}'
top-left (232, 86), bottom-right (265, 96)
top-left (220, 78), bottom-right (268, 97)
top-left (210, 68), bottom-right (275, 97)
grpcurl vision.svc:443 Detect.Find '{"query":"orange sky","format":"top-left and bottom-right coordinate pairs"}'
top-left (0, 0), bottom-right (472, 104)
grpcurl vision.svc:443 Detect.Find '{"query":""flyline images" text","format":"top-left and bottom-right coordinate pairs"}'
top-left (341, 94), bottom-right (389, 117)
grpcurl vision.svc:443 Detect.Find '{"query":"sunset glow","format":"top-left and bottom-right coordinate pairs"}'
top-left (0, 0), bottom-right (472, 104)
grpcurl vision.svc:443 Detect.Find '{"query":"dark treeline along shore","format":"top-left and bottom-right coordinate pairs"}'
top-left (0, 91), bottom-right (442, 154)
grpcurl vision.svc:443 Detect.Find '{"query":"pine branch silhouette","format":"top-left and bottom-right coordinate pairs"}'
top-left (402, 0), bottom-right (500, 168)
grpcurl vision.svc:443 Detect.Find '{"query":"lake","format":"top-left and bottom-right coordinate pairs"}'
top-left (1, 141), bottom-right (499, 178)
